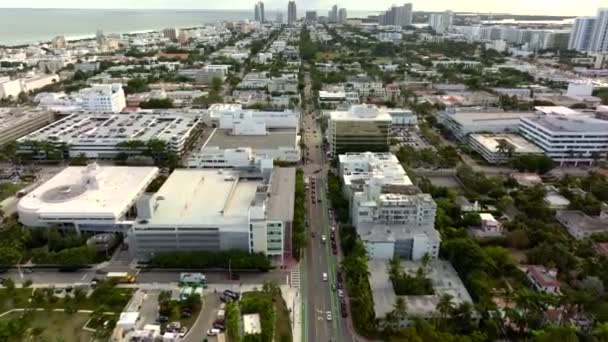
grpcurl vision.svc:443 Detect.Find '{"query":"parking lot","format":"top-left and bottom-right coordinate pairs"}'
top-left (391, 126), bottom-right (434, 150)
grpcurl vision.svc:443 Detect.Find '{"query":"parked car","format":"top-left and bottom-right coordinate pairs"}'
top-left (206, 328), bottom-right (220, 336)
top-left (179, 327), bottom-right (188, 338)
top-left (223, 289), bottom-right (240, 301)
top-left (213, 322), bottom-right (226, 331)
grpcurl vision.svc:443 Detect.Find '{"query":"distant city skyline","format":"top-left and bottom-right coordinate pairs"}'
top-left (2, 0), bottom-right (608, 16)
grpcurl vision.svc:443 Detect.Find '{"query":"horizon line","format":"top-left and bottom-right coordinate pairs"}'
top-left (0, 7), bottom-right (578, 16)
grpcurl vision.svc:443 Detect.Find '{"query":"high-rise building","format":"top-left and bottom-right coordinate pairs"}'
top-left (338, 8), bottom-right (348, 23)
top-left (569, 17), bottom-right (597, 51)
top-left (590, 8), bottom-right (608, 52)
top-left (402, 3), bottom-right (413, 26)
top-left (329, 4), bottom-right (338, 23)
top-left (254, 2), bottom-right (265, 22)
top-left (259, 1), bottom-right (266, 22)
top-left (429, 11), bottom-right (454, 34)
top-left (162, 28), bottom-right (179, 41)
top-left (95, 29), bottom-right (105, 44)
top-left (378, 3), bottom-right (413, 27)
top-left (254, 3), bottom-right (261, 22)
top-left (305, 11), bottom-right (318, 23)
top-left (287, 0), bottom-right (297, 25)
top-left (276, 12), bottom-right (284, 23)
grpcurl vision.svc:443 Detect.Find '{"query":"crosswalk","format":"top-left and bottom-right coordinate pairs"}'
top-left (290, 269), bottom-right (301, 289)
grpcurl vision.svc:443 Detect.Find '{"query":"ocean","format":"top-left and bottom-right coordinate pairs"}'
top-left (0, 8), bottom-right (378, 46)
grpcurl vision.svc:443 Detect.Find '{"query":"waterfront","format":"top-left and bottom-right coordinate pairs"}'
top-left (0, 8), bottom-right (377, 46)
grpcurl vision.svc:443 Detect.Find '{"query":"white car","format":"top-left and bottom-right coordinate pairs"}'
top-left (321, 235), bottom-right (327, 243)
top-left (326, 311), bottom-right (332, 321)
top-left (337, 290), bottom-right (344, 298)
top-left (322, 272), bottom-right (328, 281)
top-left (207, 328), bottom-right (220, 336)
top-left (179, 327), bottom-right (188, 338)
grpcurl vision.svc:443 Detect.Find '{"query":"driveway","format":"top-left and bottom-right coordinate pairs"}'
top-left (183, 293), bottom-right (222, 342)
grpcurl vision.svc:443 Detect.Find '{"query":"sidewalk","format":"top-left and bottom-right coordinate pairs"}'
top-left (281, 285), bottom-right (301, 342)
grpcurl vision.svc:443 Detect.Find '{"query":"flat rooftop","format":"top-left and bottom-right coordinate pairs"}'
top-left (19, 112), bottom-right (200, 145)
top-left (556, 210), bottom-right (608, 234)
top-left (18, 165), bottom-right (158, 220)
top-left (145, 169), bottom-right (259, 226)
top-left (358, 223), bottom-right (439, 242)
top-left (0, 107), bottom-right (51, 132)
top-left (204, 128), bottom-right (297, 150)
top-left (267, 167), bottom-right (295, 222)
top-left (446, 111), bottom-right (535, 126)
top-left (243, 313), bottom-right (262, 334)
top-left (330, 105), bottom-right (393, 122)
top-left (369, 259), bottom-right (472, 319)
top-left (522, 114), bottom-right (608, 133)
top-left (469, 133), bottom-right (543, 154)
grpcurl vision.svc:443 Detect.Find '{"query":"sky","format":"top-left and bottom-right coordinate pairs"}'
top-left (0, 0), bottom-right (605, 16)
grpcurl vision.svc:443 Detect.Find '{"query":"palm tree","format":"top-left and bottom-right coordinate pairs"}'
top-left (451, 302), bottom-right (475, 333)
top-left (435, 293), bottom-right (454, 330)
top-left (394, 296), bottom-right (408, 322)
top-left (388, 256), bottom-right (401, 280)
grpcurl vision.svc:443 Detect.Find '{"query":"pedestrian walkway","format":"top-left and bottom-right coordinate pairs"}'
top-left (290, 268), bottom-right (300, 289)
top-left (281, 285), bottom-right (301, 342)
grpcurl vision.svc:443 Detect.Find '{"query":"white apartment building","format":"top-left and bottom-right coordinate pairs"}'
top-left (339, 152), bottom-right (439, 260)
top-left (590, 8), bottom-right (608, 52)
top-left (21, 74), bottom-right (59, 93)
top-left (0, 77), bottom-right (22, 99)
top-left (130, 167), bottom-right (295, 264)
top-left (519, 107), bottom-right (608, 166)
top-left (0, 74), bottom-right (59, 99)
top-left (191, 105), bottom-right (301, 165)
top-left (79, 84), bottom-right (126, 113)
top-left (205, 103), bottom-right (299, 129)
top-left (429, 11), bottom-right (453, 34)
top-left (569, 17), bottom-right (597, 51)
top-left (179, 65), bottom-right (230, 85)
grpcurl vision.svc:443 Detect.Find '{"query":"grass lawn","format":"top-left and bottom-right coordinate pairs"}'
top-left (240, 291), bottom-right (293, 342)
top-left (0, 287), bottom-right (133, 313)
top-left (0, 311), bottom-right (95, 342)
top-left (272, 292), bottom-right (292, 342)
top-left (0, 289), bottom-right (34, 312)
top-left (0, 182), bottom-right (26, 201)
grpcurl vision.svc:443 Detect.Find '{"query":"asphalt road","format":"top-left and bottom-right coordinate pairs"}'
top-left (4, 268), bottom-right (290, 287)
top-left (301, 69), bottom-right (354, 342)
